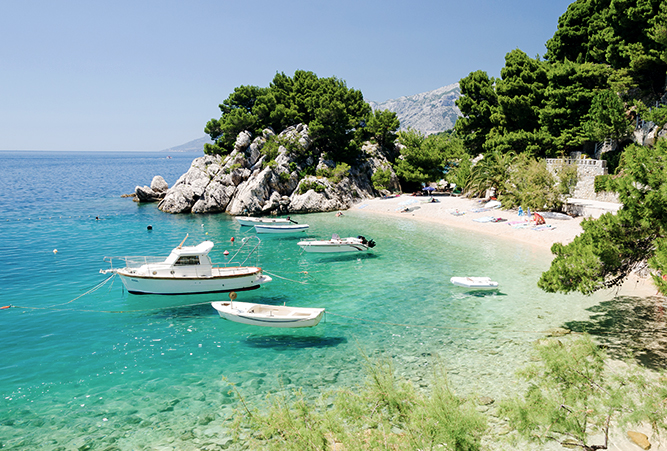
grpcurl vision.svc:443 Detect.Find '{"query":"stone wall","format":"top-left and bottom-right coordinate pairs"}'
top-left (546, 157), bottom-right (619, 202)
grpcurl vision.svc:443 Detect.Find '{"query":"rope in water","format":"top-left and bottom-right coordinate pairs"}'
top-left (4, 274), bottom-right (117, 311)
top-left (263, 270), bottom-right (309, 285)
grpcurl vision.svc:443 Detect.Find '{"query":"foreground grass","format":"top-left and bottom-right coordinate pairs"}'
top-left (229, 356), bottom-right (486, 451)
top-left (223, 335), bottom-right (667, 450)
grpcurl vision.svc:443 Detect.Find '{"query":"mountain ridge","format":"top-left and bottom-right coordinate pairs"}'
top-left (368, 82), bottom-right (461, 135)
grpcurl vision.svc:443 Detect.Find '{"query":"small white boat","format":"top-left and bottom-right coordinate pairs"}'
top-left (211, 295), bottom-right (325, 328)
top-left (101, 235), bottom-right (271, 295)
top-left (450, 277), bottom-right (499, 289)
top-left (254, 224), bottom-right (309, 234)
top-left (235, 216), bottom-right (294, 227)
top-left (297, 234), bottom-right (376, 253)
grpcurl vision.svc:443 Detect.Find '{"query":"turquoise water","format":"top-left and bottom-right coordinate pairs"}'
top-left (0, 151), bottom-right (614, 450)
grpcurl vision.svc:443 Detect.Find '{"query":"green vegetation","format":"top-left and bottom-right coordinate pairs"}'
top-left (223, 337), bottom-right (667, 450)
top-left (502, 335), bottom-right (667, 450)
top-left (371, 165), bottom-right (393, 191)
top-left (456, 0), bottom-right (666, 158)
top-left (539, 139), bottom-right (667, 295)
top-left (395, 129), bottom-right (467, 188)
top-left (463, 151), bottom-right (577, 211)
top-left (229, 356), bottom-right (486, 451)
top-left (298, 180), bottom-right (326, 195)
top-left (315, 162), bottom-right (351, 185)
top-left (503, 153), bottom-right (577, 211)
top-left (204, 70), bottom-right (400, 166)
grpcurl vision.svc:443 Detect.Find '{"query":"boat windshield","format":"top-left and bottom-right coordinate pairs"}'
top-left (174, 256), bottom-right (200, 266)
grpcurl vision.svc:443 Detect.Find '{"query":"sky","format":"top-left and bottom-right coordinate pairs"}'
top-left (0, 0), bottom-right (574, 151)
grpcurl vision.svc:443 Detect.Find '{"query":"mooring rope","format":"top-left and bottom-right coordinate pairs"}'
top-left (2, 274), bottom-right (117, 311)
top-left (264, 270), bottom-right (309, 285)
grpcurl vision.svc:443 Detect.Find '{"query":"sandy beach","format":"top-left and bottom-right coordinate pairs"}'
top-left (356, 193), bottom-right (657, 297)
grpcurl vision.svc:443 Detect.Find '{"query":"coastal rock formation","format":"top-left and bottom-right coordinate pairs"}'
top-left (134, 175), bottom-right (169, 202)
top-left (157, 124), bottom-right (398, 215)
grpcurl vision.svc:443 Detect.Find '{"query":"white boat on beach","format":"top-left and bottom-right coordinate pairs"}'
top-left (235, 216), bottom-right (295, 227)
top-left (450, 277), bottom-right (499, 289)
top-left (297, 234), bottom-right (376, 253)
top-left (254, 224), bottom-right (309, 234)
top-left (100, 236), bottom-right (272, 295)
top-left (211, 293), bottom-right (325, 328)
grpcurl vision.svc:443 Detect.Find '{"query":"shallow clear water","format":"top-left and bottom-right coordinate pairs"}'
top-left (0, 151), bottom-right (619, 450)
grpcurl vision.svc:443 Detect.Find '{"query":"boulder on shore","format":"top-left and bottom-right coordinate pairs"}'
top-left (134, 176), bottom-right (169, 202)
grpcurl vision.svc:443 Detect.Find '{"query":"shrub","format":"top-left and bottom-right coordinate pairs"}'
top-left (329, 162), bottom-right (350, 184)
top-left (298, 180), bottom-right (326, 194)
top-left (278, 171), bottom-right (291, 183)
top-left (500, 334), bottom-right (667, 450)
top-left (225, 163), bottom-right (242, 174)
top-left (594, 174), bottom-right (617, 193)
top-left (231, 355), bottom-right (486, 451)
top-left (501, 154), bottom-right (573, 211)
top-left (371, 166), bottom-right (393, 191)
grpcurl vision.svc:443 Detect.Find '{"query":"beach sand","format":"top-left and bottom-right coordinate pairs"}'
top-left (356, 193), bottom-right (657, 297)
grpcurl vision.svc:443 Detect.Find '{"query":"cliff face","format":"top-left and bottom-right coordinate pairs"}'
top-left (155, 124), bottom-right (400, 215)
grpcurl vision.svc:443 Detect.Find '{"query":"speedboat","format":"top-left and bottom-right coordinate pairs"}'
top-left (100, 235), bottom-right (272, 295)
top-left (450, 277), bottom-right (499, 289)
top-left (297, 234), bottom-right (376, 253)
top-left (254, 224), bottom-right (309, 234)
top-left (211, 294), bottom-right (324, 328)
top-left (235, 216), bottom-right (294, 227)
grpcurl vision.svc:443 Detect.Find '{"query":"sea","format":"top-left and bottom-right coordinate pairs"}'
top-left (0, 151), bottom-right (657, 450)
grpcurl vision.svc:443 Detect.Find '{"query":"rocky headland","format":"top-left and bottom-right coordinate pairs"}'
top-left (136, 124), bottom-right (400, 216)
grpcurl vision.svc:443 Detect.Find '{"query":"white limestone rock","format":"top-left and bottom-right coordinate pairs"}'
top-left (150, 175), bottom-right (169, 192)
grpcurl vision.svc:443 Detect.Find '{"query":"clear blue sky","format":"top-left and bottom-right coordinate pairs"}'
top-left (0, 0), bottom-right (573, 151)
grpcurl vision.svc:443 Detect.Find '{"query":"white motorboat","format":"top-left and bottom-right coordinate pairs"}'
top-left (450, 277), bottom-right (499, 289)
top-left (297, 234), bottom-right (376, 253)
top-left (100, 235), bottom-right (272, 295)
top-left (235, 216), bottom-right (294, 227)
top-left (254, 224), bottom-right (309, 234)
top-left (211, 294), bottom-right (325, 328)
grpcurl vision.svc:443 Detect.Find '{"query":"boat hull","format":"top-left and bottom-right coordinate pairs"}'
top-left (235, 217), bottom-right (292, 227)
top-left (254, 224), bottom-right (309, 234)
top-left (298, 240), bottom-right (369, 253)
top-left (117, 270), bottom-right (272, 295)
top-left (450, 277), bottom-right (499, 289)
top-left (211, 301), bottom-right (325, 328)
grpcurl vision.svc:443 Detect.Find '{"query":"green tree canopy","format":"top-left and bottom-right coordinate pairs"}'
top-left (454, 70), bottom-right (498, 155)
top-left (539, 138), bottom-right (667, 295)
top-left (395, 129), bottom-right (467, 185)
top-left (483, 50), bottom-right (552, 157)
top-left (583, 89), bottom-right (633, 142)
top-left (539, 61), bottom-right (613, 152)
top-left (365, 109), bottom-right (400, 149)
top-left (495, 49), bottom-right (548, 134)
top-left (204, 70), bottom-right (371, 163)
top-left (545, 0), bottom-right (667, 96)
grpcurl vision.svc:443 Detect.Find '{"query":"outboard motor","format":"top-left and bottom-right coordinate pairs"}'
top-left (357, 236), bottom-right (376, 248)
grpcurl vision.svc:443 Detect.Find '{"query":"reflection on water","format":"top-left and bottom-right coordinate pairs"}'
top-left (564, 295), bottom-right (667, 369)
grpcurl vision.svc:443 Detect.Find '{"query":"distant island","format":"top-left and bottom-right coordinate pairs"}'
top-left (160, 136), bottom-right (212, 153)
